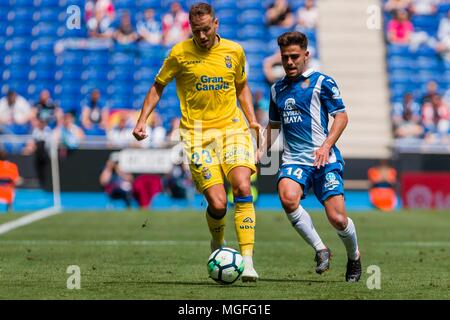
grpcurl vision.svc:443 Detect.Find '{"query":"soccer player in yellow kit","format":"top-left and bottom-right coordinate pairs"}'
top-left (132, 3), bottom-right (261, 282)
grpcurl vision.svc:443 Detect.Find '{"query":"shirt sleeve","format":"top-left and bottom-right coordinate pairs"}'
top-left (235, 46), bottom-right (247, 84)
top-left (155, 48), bottom-right (180, 86)
top-left (269, 84), bottom-right (281, 123)
top-left (320, 76), bottom-right (346, 116)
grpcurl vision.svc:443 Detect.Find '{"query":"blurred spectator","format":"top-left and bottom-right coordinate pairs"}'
top-left (148, 112), bottom-right (167, 147)
top-left (295, 0), bottom-right (318, 32)
top-left (422, 94), bottom-right (450, 141)
top-left (107, 112), bottom-right (149, 148)
top-left (114, 11), bottom-right (139, 45)
top-left (162, 2), bottom-right (190, 46)
top-left (81, 89), bottom-right (108, 135)
top-left (132, 174), bottom-right (163, 208)
top-left (392, 93), bottom-right (424, 138)
top-left (253, 90), bottom-right (270, 127)
top-left (387, 9), bottom-right (414, 44)
top-left (421, 80), bottom-right (440, 105)
top-left (266, 0), bottom-right (294, 28)
top-left (387, 9), bottom-right (434, 50)
top-left (86, 0), bottom-right (115, 39)
top-left (384, 0), bottom-right (412, 14)
top-left (409, 0), bottom-right (438, 15)
top-left (167, 117), bottom-right (181, 144)
top-left (163, 163), bottom-right (193, 200)
top-left (100, 153), bottom-right (134, 208)
top-left (367, 160), bottom-right (398, 212)
top-left (137, 9), bottom-right (162, 45)
top-left (0, 90), bottom-right (32, 135)
top-left (54, 112), bottom-right (85, 157)
top-left (22, 118), bottom-right (53, 188)
top-left (263, 51), bottom-right (285, 84)
top-left (436, 10), bottom-right (450, 61)
top-left (0, 149), bottom-right (20, 211)
top-left (32, 90), bottom-right (63, 129)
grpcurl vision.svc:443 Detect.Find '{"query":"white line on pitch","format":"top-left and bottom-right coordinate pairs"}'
top-left (0, 207), bottom-right (62, 235)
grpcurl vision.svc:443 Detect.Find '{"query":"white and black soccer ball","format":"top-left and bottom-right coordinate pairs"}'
top-left (207, 247), bottom-right (244, 285)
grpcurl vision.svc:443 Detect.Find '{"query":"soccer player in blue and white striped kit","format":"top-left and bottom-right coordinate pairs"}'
top-left (260, 31), bottom-right (362, 282)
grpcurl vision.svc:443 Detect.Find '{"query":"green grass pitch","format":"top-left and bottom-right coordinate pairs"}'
top-left (0, 209), bottom-right (449, 299)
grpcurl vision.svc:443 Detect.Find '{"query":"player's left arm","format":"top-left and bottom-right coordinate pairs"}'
top-left (235, 46), bottom-right (263, 149)
top-left (314, 112), bottom-right (348, 168)
top-left (314, 76), bottom-right (348, 168)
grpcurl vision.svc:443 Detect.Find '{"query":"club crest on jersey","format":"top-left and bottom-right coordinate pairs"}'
top-left (324, 172), bottom-right (340, 190)
top-left (202, 167), bottom-right (212, 180)
top-left (284, 98), bottom-right (296, 110)
top-left (301, 79), bottom-right (310, 89)
top-left (225, 55), bottom-right (232, 69)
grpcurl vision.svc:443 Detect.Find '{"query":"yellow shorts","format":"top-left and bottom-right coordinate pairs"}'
top-left (182, 127), bottom-right (256, 193)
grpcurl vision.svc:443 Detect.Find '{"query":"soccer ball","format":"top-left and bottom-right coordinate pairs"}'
top-left (207, 247), bottom-right (244, 284)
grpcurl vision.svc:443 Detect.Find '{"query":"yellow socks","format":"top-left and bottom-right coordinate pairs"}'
top-left (234, 196), bottom-right (256, 257)
top-left (206, 207), bottom-right (226, 247)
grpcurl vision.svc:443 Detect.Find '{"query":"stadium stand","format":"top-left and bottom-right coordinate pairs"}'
top-left (1, 0), bottom-right (318, 136)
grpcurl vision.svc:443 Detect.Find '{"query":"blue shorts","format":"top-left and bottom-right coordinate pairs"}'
top-left (277, 162), bottom-right (345, 204)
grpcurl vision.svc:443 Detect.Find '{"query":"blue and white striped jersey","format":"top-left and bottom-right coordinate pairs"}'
top-left (269, 68), bottom-right (346, 166)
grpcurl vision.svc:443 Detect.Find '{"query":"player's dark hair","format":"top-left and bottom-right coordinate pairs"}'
top-left (189, 2), bottom-right (215, 21)
top-left (277, 31), bottom-right (308, 50)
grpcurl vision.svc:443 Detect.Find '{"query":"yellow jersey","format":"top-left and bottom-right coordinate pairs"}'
top-left (155, 36), bottom-right (248, 132)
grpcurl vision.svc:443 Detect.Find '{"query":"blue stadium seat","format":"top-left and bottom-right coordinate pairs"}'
top-left (238, 9), bottom-right (266, 26)
top-left (8, 8), bottom-right (35, 22)
top-left (134, 67), bottom-right (157, 81)
top-left (34, 8), bottom-right (64, 22)
top-left (218, 25), bottom-right (237, 40)
top-left (32, 37), bottom-right (58, 51)
top-left (4, 37), bottom-right (31, 51)
top-left (29, 68), bottom-right (55, 81)
top-left (82, 68), bottom-right (109, 81)
top-left (237, 0), bottom-right (264, 10)
top-left (387, 44), bottom-right (410, 56)
top-left (213, 0), bottom-right (237, 10)
top-left (33, 22), bottom-right (64, 37)
top-left (6, 24), bottom-right (34, 37)
top-left (3, 54), bottom-right (32, 66)
top-left (138, 0), bottom-right (161, 8)
top-left (37, 0), bottom-right (61, 6)
top-left (216, 9), bottom-right (238, 25)
top-left (237, 25), bottom-right (267, 41)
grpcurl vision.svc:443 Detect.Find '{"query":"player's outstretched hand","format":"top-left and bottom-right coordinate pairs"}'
top-left (249, 121), bottom-right (263, 149)
top-left (132, 121), bottom-right (148, 141)
top-left (313, 145), bottom-right (330, 169)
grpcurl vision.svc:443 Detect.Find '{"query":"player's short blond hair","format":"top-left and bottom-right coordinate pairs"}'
top-left (189, 2), bottom-right (215, 21)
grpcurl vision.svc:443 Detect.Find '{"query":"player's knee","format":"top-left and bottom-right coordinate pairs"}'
top-left (208, 196), bottom-right (227, 215)
top-left (232, 181), bottom-right (251, 198)
top-left (279, 192), bottom-right (299, 212)
top-left (329, 213), bottom-right (347, 230)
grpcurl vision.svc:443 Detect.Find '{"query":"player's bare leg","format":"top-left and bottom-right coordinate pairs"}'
top-left (324, 195), bottom-right (362, 282)
top-left (278, 178), bottom-right (331, 274)
top-left (228, 166), bottom-right (258, 282)
top-left (203, 184), bottom-right (228, 252)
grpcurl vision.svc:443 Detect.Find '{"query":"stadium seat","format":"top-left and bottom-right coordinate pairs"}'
top-left (236, 0), bottom-right (263, 10)
top-left (216, 9), bottom-right (238, 25)
top-left (237, 25), bottom-right (267, 41)
top-left (213, 0), bottom-right (237, 10)
top-left (7, 8), bottom-right (35, 22)
top-left (238, 10), bottom-right (266, 26)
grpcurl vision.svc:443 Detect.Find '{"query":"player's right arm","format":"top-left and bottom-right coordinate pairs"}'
top-left (133, 82), bottom-right (165, 141)
top-left (133, 47), bottom-right (180, 141)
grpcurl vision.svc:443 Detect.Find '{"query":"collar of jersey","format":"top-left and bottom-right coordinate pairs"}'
top-left (192, 34), bottom-right (221, 51)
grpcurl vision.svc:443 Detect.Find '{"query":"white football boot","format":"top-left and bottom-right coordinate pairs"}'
top-left (241, 256), bottom-right (259, 282)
